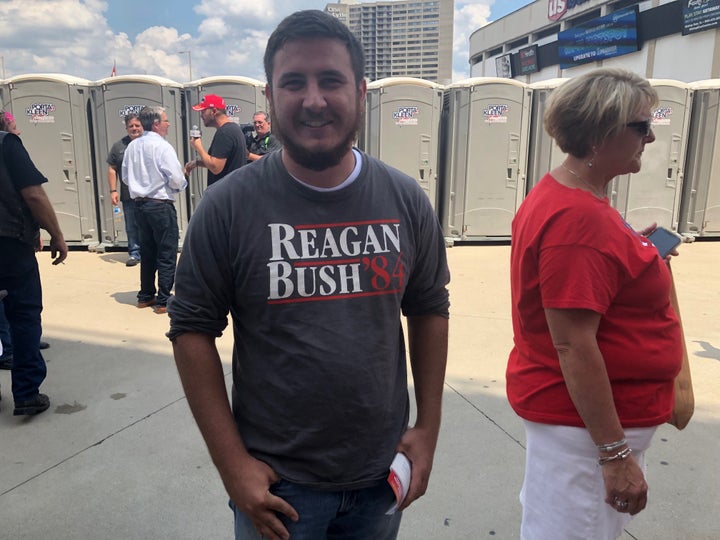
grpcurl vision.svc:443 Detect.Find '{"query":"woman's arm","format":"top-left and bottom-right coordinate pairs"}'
top-left (545, 307), bottom-right (648, 515)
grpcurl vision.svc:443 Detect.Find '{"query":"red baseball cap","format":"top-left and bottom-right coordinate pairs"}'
top-left (192, 94), bottom-right (226, 111)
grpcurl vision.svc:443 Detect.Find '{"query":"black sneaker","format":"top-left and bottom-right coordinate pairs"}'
top-left (14, 393), bottom-right (50, 416)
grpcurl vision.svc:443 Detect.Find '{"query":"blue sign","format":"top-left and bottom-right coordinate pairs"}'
top-left (558, 7), bottom-right (639, 69)
top-left (682, 0), bottom-right (720, 35)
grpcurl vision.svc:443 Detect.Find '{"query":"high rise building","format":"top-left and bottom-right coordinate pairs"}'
top-left (325, 0), bottom-right (453, 84)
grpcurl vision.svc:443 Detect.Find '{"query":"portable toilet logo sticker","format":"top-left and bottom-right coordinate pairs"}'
top-left (652, 107), bottom-right (673, 127)
top-left (393, 106), bottom-right (419, 126)
top-left (118, 105), bottom-right (144, 118)
top-left (226, 104), bottom-right (242, 124)
top-left (26, 103), bottom-right (56, 124)
top-left (483, 104), bottom-right (509, 124)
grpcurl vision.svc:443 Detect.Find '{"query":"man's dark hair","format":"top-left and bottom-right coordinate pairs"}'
top-left (124, 112), bottom-right (140, 126)
top-left (138, 106), bottom-right (164, 132)
top-left (263, 10), bottom-right (365, 88)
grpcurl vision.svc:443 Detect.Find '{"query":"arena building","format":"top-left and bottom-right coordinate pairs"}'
top-left (469, 0), bottom-right (720, 83)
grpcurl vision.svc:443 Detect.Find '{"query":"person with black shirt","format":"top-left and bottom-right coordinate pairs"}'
top-left (107, 113), bottom-right (144, 266)
top-left (246, 111), bottom-right (281, 162)
top-left (0, 111), bottom-right (67, 415)
top-left (184, 94), bottom-right (246, 186)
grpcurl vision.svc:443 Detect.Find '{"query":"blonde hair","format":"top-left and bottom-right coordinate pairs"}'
top-left (544, 68), bottom-right (658, 158)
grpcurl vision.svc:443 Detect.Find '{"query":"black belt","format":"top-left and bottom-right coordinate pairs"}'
top-left (134, 197), bottom-right (174, 203)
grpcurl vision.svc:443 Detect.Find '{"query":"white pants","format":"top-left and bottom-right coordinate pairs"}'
top-left (520, 420), bottom-right (657, 540)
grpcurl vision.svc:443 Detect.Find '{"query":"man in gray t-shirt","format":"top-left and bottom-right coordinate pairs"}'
top-left (168, 10), bottom-right (449, 540)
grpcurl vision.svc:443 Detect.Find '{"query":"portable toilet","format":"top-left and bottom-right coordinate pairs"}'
top-left (440, 77), bottom-right (532, 242)
top-left (91, 74), bottom-right (188, 249)
top-left (183, 76), bottom-right (266, 210)
top-left (7, 74), bottom-right (98, 246)
top-left (0, 79), bottom-right (10, 112)
top-left (362, 77), bottom-right (444, 209)
top-left (526, 79), bottom-right (569, 193)
top-left (609, 80), bottom-right (692, 231)
top-left (679, 80), bottom-right (720, 237)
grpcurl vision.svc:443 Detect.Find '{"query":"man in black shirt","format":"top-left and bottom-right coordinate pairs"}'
top-left (0, 112), bottom-right (67, 415)
top-left (246, 111), bottom-right (281, 162)
top-left (184, 94), bottom-right (247, 186)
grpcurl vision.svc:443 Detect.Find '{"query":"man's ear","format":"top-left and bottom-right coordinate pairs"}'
top-left (265, 83), bottom-right (273, 110)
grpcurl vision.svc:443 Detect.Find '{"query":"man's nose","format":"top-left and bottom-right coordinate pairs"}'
top-left (303, 82), bottom-right (326, 110)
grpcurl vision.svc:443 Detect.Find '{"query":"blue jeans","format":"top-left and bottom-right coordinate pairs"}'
top-left (122, 198), bottom-right (141, 260)
top-left (134, 200), bottom-right (179, 307)
top-left (231, 478), bottom-right (401, 540)
top-left (0, 302), bottom-right (13, 358)
top-left (0, 238), bottom-right (46, 401)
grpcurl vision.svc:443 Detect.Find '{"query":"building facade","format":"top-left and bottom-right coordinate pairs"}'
top-left (325, 0), bottom-right (454, 84)
top-left (469, 0), bottom-right (720, 83)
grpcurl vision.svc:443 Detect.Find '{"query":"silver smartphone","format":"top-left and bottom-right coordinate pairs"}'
top-left (647, 226), bottom-right (682, 258)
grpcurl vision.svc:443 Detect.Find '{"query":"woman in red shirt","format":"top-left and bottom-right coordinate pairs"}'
top-left (507, 68), bottom-right (683, 539)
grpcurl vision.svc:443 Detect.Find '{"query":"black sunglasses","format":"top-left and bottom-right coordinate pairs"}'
top-left (626, 120), bottom-right (652, 137)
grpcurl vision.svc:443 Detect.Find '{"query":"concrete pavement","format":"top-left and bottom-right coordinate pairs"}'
top-left (1, 241), bottom-right (718, 539)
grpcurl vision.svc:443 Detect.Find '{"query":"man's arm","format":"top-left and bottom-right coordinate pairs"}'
top-left (172, 332), bottom-right (298, 540)
top-left (20, 185), bottom-right (68, 264)
top-left (160, 146), bottom-right (188, 192)
top-left (187, 137), bottom-right (228, 175)
top-left (107, 165), bottom-right (120, 206)
top-left (396, 313), bottom-right (448, 510)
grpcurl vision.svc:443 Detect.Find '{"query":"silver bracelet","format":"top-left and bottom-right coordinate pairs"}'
top-left (597, 438), bottom-right (627, 453)
top-left (598, 447), bottom-right (632, 465)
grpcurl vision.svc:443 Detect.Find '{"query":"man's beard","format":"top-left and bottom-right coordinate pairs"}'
top-left (270, 106), bottom-right (364, 172)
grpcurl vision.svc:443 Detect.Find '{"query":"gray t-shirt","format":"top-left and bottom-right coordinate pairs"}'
top-left (168, 150), bottom-right (449, 489)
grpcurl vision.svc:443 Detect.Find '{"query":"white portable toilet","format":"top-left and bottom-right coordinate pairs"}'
top-left (679, 80), bottom-right (720, 237)
top-left (609, 80), bottom-right (692, 231)
top-left (0, 79), bottom-right (10, 112)
top-left (91, 75), bottom-right (188, 249)
top-left (183, 76), bottom-right (267, 210)
top-left (440, 77), bottom-right (532, 241)
top-left (7, 74), bottom-right (98, 246)
top-left (362, 77), bottom-right (444, 209)
top-left (526, 79), bottom-right (569, 194)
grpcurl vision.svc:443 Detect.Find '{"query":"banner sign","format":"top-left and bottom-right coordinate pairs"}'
top-left (517, 45), bottom-right (539, 75)
top-left (558, 7), bottom-right (639, 69)
top-left (682, 0), bottom-right (720, 35)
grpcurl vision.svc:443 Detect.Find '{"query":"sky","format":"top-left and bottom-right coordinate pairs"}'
top-left (0, 0), bottom-right (535, 83)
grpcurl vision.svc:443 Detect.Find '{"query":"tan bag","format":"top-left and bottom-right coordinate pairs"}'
top-left (667, 264), bottom-right (694, 430)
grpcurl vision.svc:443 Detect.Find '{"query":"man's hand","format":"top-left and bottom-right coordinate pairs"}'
top-left (395, 425), bottom-right (438, 511)
top-left (49, 235), bottom-right (68, 265)
top-left (184, 160), bottom-right (198, 176)
top-left (224, 455), bottom-right (298, 540)
top-left (110, 191), bottom-right (120, 206)
top-left (190, 137), bottom-right (203, 152)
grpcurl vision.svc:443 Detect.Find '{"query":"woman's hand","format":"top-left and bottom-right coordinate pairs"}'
top-left (601, 454), bottom-right (648, 515)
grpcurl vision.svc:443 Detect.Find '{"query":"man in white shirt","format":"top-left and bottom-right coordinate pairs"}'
top-left (122, 106), bottom-right (186, 314)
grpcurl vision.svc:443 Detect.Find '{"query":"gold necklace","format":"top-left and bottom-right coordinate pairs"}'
top-left (561, 163), bottom-right (605, 199)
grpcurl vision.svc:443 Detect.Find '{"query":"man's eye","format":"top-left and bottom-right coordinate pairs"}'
top-left (282, 80), bottom-right (304, 90)
top-left (322, 79), bottom-right (343, 87)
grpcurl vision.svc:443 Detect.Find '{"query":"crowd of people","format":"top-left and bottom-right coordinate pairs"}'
top-left (0, 9), bottom-right (689, 540)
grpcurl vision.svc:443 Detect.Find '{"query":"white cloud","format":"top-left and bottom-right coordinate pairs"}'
top-left (194, 0), bottom-right (277, 20)
top-left (0, 0), bottom-right (499, 83)
top-left (453, 1), bottom-right (493, 80)
top-left (197, 16), bottom-right (230, 41)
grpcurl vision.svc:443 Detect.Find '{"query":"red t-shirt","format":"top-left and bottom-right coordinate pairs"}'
top-left (507, 174), bottom-right (682, 428)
